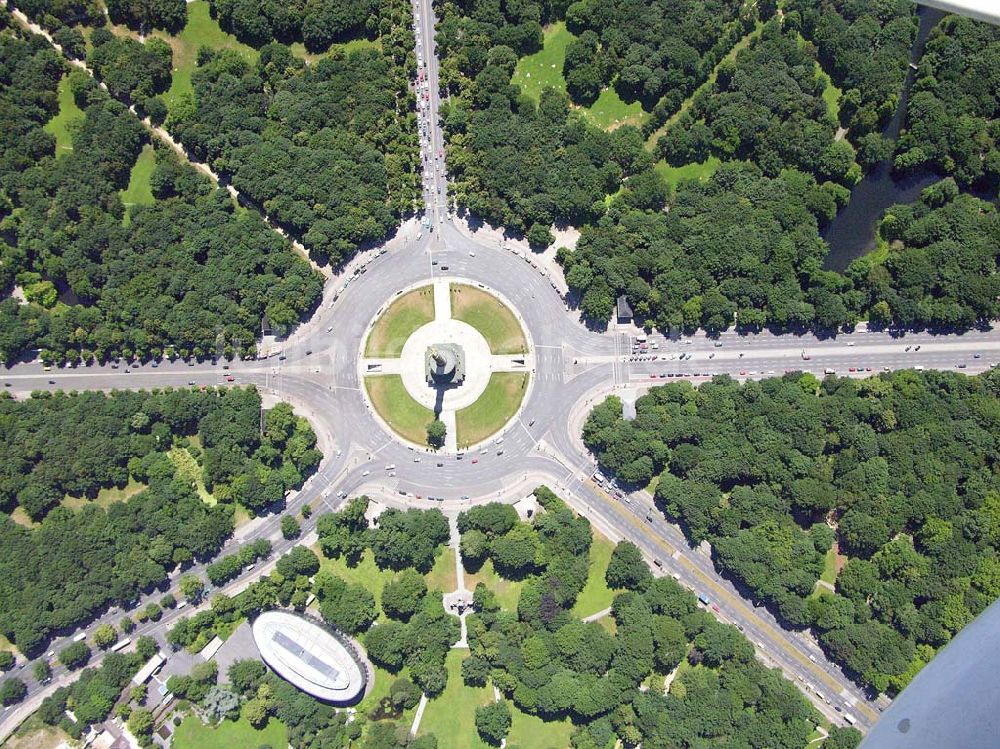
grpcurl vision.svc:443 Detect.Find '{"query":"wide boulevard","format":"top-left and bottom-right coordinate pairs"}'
top-left (4, 0), bottom-right (1000, 739)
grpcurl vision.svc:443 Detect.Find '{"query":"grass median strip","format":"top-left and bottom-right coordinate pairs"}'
top-left (365, 285), bottom-right (435, 357)
top-left (365, 374), bottom-right (435, 446)
top-left (450, 284), bottom-right (527, 355)
top-left (455, 372), bottom-right (528, 448)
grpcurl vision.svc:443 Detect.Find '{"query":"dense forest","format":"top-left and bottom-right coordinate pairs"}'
top-left (211, 0), bottom-right (377, 52)
top-left (0, 18), bottom-right (323, 364)
top-left (0, 387), bottom-right (318, 655)
top-left (562, 0), bottom-right (745, 110)
top-left (787, 0), bottom-right (915, 149)
top-left (169, 40), bottom-right (418, 265)
top-left (659, 20), bottom-right (858, 185)
top-left (456, 489), bottom-right (858, 748)
top-left (168, 0), bottom-right (420, 265)
top-left (894, 14), bottom-right (1000, 190)
top-left (560, 165), bottom-right (999, 332)
top-left (584, 369), bottom-right (1000, 694)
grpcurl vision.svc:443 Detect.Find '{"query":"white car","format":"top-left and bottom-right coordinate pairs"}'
top-left (361, 470), bottom-right (370, 477)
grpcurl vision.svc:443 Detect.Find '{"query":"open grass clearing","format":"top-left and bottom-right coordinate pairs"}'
top-left (512, 22), bottom-right (644, 131)
top-left (43, 74), bottom-right (84, 157)
top-left (149, 0), bottom-right (257, 116)
top-left (173, 713), bottom-right (287, 749)
top-left (820, 545), bottom-right (838, 586)
top-left (61, 477), bottom-right (149, 513)
top-left (819, 70), bottom-right (842, 121)
top-left (450, 284), bottom-right (527, 354)
top-left (581, 86), bottom-right (645, 131)
top-left (426, 545), bottom-right (458, 593)
top-left (5, 716), bottom-right (72, 749)
top-left (507, 704), bottom-right (576, 749)
top-left (289, 35), bottom-right (381, 64)
top-left (464, 558), bottom-right (522, 612)
top-left (316, 547), bottom-right (398, 614)
top-left (571, 531), bottom-right (616, 618)
top-left (366, 285), bottom-right (435, 357)
top-left (654, 156), bottom-right (722, 191)
top-left (121, 144), bottom-right (157, 223)
top-left (511, 22), bottom-right (572, 101)
top-left (169, 445), bottom-right (215, 505)
top-left (455, 372), bottom-right (528, 448)
top-left (365, 375), bottom-right (436, 447)
top-left (418, 650), bottom-right (494, 749)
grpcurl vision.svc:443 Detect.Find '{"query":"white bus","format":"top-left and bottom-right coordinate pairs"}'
top-left (110, 638), bottom-right (132, 653)
top-left (72, 632), bottom-right (87, 643)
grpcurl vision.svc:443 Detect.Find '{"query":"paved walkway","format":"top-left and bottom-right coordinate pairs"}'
top-left (581, 606), bottom-right (612, 623)
top-left (433, 279), bottom-right (451, 320)
top-left (409, 693), bottom-right (429, 737)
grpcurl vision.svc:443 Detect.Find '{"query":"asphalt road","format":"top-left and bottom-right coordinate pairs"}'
top-left (6, 0), bottom-right (1000, 739)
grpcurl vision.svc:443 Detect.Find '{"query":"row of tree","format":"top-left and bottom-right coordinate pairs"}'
top-left (585, 369), bottom-right (1000, 694)
top-left (211, 0), bottom-right (376, 52)
top-left (0, 387), bottom-right (315, 655)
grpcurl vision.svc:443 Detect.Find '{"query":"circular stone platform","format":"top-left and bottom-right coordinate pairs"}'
top-left (399, 319), bottom-right (492, 410)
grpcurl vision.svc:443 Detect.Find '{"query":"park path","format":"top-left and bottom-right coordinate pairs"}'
top-left (8, 6), bottom-right (328, 278)
top-left (408, 693), bottom-right (430, 737)
top-left (581, 606), bottom-right (612, 623)
top-left (433, 279), bottom-right (451, 321)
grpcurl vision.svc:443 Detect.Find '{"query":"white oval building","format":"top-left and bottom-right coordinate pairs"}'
top-left (251, 611), bottom-right (367, 704)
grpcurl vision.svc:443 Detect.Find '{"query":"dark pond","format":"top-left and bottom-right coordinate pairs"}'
top-left (821, 6), bottom-right (946, 271)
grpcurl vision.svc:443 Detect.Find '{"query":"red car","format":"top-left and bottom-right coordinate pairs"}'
top-left (848, 367), bottom-right (856, 372)
top-left (711, 604), bottom-right (720, 613)
top-left (471, 459), bottom-right (478, 464)
top-left (226, 375), bottom-right (235, 382)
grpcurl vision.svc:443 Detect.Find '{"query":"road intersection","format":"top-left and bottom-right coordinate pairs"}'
top-left (5, 0), bottom-right (1000, 739)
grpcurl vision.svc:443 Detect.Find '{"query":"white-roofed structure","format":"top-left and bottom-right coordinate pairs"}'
top-left (251, 611), bottom-right (367, 704)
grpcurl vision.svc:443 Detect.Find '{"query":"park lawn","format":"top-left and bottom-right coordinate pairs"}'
top-left (511, 22), bottom-right (572, 101)
top-left (173, 713), bottom-right (287, 749)
top-left (507, 705), bottom-right (576, 749)
top-left (358, 662), bottom-right (417, 723)
top-left (450, 284), bottom-right (527, 354)
top-left (820, 546), bottom-right (838, 586)
top-left (365, 375), bottom-right (436, 446)
top-left (571, 532), bottom-right (616, 618)
top-left (654, 156), bottom-right (722, 191)
top-left (464, 558), bottom-right (523, 612)
top-left (418, 651), bottom-right (494, 749)
top-left (151, 0), bottom-right (258, 116)
top-left (121, 144), bottom-right (157, 223)
top-left (596, 614), bottom-right (617, 635)
top-left (366, 286), bottom-right (435, 357)
top-left (455, 373), bottom-right (528, 448)
top-left (581, 86), bottom-right (645, 130)
top-left (426, 545), bottom-right (457, 594)
top-left (317, 547), bottom-right (398, 613)
top-left (44, 75), bottom-right (84, 157)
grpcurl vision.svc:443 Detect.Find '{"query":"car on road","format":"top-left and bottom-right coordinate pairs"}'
top-left (361, 470), bottom-right (370, 477)
top-left (226, 375), bottom-right (235, 382)
top-left (471, 459), bottom-right (478, 464)
top-left (188, 380), bottom-right (196, 385)
top-left (436, 462), bottom-right (443, 467)
top-left (958, 363), bottom-right (968, 368)
top-left (711, 603), bottom-right (720, 612)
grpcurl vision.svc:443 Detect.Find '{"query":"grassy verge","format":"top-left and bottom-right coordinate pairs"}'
top-left (5, 716), bottom-right (72, 749)
top-left (450, 285), bottom-right (527, 354)
top-left (43, 74), bottom-right (84, 156)
top-left (455, 373), bottom-right (528, 448)
top-left (121, 144), bottom-right (157, 222)
top-left (820, 546), bottom-right (838, 586)
top-left (464, 558), bottom-right (523, 612)
top-left (365, 375), bottom-right (436, 446)
top-left (173, 714), bottom-right (287, 749)
top-left (365, 285), bottom-right (435, 357)
top-left (418, 651), bottom-right (494, 749)
top-left (819, 70), bottom-right (842, 122)
top-left (571, 532), bottom-right (616, 618)
top-left (582, 85), bottom-right (645, 130)
top-left (426, 545), bottom-right (457, 593)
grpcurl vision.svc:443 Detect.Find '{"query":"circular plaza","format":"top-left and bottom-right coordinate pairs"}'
top-left (360, 278), bottom-right (533, 452)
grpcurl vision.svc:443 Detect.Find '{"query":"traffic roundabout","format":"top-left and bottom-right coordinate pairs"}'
top-left (359, 276), bottom-right (534, 453)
